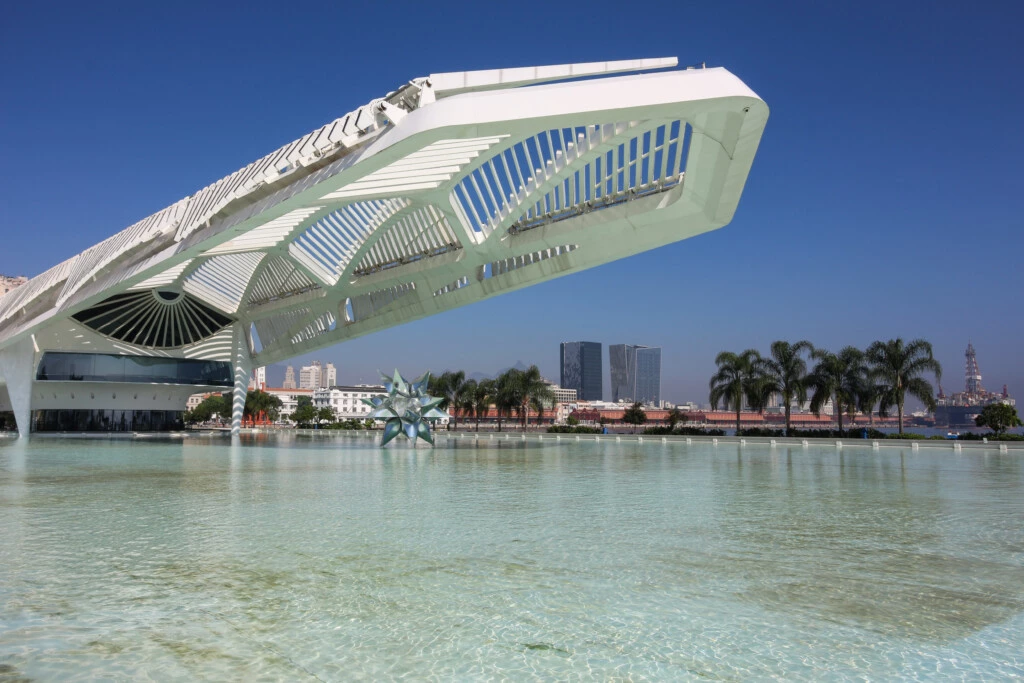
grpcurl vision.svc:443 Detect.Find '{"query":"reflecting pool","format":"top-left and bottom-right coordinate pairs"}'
top-left (1, 435), bottom-right (1022, 680)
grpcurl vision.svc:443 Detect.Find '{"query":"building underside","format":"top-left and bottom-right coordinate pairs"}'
top-left (0, 57), bottom-right (768, 436)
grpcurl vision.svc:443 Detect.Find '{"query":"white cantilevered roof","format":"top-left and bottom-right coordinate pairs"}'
top-left (0, 57), bottom-right (768, 366)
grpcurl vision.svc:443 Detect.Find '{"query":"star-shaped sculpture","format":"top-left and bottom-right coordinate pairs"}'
top-left (362, 369), bottom-right (449, 446)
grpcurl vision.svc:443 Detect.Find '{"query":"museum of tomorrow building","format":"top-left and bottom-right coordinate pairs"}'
top-left (0, 58), bottom-right (768, 436)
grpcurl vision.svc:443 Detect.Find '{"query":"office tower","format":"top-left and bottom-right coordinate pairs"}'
top-left (255, 366), bottom-right (266, 390)
top-left (560, 341), bottom-right (602, 400)
top-left (283, 365), bottom-right (297, 389)
top-left (609, 344), bottom-right (662, 405)
top-left (324, 363), bottom-right (337, 388)
top-left (299, 364), bottom-right (321, 390)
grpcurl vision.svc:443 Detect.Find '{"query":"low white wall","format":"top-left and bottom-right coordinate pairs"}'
top-left (30, 381), bottom-right (226, 412)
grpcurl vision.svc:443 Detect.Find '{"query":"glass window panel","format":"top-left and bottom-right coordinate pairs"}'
top-left (92, 354), bottom-right (126, 382)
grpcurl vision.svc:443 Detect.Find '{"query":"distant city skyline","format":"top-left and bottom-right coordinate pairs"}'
top-left (260, 337), bottom-right (1014, 409)
top-left (2, 2), bottom-right (1021, 402)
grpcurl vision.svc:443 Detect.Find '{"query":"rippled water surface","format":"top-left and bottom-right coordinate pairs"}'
top-left (1, 434), bottom-right (1022, 680)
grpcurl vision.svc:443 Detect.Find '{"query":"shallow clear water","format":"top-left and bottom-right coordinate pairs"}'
top-left (1, 434), bottom-right (1022, 681)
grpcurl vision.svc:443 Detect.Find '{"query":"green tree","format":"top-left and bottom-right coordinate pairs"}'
top-left (292, 403), bottom-right (317, 427)
top-left (807, 346), bottom-right (867, 436)
top-left (666, 406), bottom-right (685, 431)
top-left (316, 406), bottom-right (335, 425)
top-left (470, 378), bottom-right (494, 431)
top-left (520, 365), bottom-right (555, 429)
top-left (186, 394), bottom-right (229, 425)
top-left (708, 349), bottom-right (763, 434)
top-left (434, 370), bottom-right (471, 430)
top-left (296, 395), bottom-right (313, 409)
top-left (245, 389), bottom-right (283, 424)
top-left (566, 414), bottom-right (580, 426)
top-left (866, 338), bottom-right (942, 435)
top-left (760, 340), bottom-right (814, 436)
top-left (453, 375), bottom-right (477, 431)
top-left (493, 369), bottom-right (520, 432)
top-left (622, 402), bottom-right (647, 433)
top-left (975, 403), bottom-right (1022, 436)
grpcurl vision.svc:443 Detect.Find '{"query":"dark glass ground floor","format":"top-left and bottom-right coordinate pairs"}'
top-left (32, 410), bottom-right (185, 432)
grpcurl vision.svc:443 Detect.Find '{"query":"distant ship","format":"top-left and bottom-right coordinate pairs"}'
top-left (934, 342), bottom-right (1015, 427)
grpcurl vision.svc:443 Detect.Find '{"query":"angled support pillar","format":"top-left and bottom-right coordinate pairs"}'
top-left (0, 338), bottom-right (36, 438)
top-left (230, 324), bottom-right (253, 436)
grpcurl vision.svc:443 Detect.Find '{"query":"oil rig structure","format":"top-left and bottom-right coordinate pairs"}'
top-left (934, 342), bottom-right (1015, 427)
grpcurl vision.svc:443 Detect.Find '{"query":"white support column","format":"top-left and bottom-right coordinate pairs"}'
top-left (0, 338), bottom-right (36, 438)
top-left (231, 325), bottom-right (253, 436)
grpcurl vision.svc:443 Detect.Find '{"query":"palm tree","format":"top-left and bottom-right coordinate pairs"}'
top-left (866, 338), bottom-right (942, 435)
top-left (493, 370), bottom-right (519, 432)
top-left (856, 368), bottom-right (882, 427)
top-left (454, 379), bottom-right (477, 430)
top-left (518, 365), bottom-right (554, 430)
top-left (470, 379), bottom-right (494, 431)
top-left (435, 370), bottom-right (470, 430)
top-left (760, 340), bottom-right (814, 436)
top-left (807, 346), bottom-right (867, 435)
top-left (708, 349), bottom-right (763, 434)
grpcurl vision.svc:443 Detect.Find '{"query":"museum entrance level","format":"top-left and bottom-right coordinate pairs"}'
top-left (32, 409), bottom-right (185, 432)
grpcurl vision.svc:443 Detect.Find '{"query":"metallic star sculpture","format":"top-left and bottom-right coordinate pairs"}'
top-left (362, 370), bottom-right (449, 447)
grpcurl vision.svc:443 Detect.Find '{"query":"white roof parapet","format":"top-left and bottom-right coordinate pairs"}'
top-left (0, 58), bottom-right (768, 368)
top-left (428, 57), bottom-right (679, 97)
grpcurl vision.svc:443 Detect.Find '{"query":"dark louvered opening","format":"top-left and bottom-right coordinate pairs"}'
top-left (72, 290), bottom-right (233, 348)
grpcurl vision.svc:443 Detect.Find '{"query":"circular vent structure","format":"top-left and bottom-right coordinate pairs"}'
top-left (71, 289), bottom-right (233, 348)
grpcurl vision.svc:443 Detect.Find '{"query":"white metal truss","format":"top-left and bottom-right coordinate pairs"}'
top-left (0, 57), bottom-right (768, 378)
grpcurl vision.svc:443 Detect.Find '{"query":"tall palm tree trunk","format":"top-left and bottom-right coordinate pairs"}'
top-left (835, 394), bottom-right (844, 435)
top-left (898, 402), bottom-right (904, 435)
top-left (735, 391), bottom-right (742, 435)
top-left (785, 402), bottom-right (792, 436)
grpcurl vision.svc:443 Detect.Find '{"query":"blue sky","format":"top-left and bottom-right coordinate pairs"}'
top-left (2, 1), bottom-right (1022, 403)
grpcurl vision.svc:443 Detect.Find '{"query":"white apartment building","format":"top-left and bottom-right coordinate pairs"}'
top-left (186, 393), bottom-right (210, 410)
top-left (283, 366), bottom-right (297, 389)
top-left (551, 385), bottom-right (577, 404)
top-left (248, 366), bottom-right (266, 390)
top-left (323, 363), bottom-right (337, 388)
top-left (265, 387), bottom-right (314, 422)
top-left (298, 364), bottom-right (320, 390)
top-left (314, 385), bottom-right (386, 419)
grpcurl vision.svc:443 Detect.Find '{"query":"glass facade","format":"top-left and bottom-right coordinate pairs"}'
top-left (609, 344), bottom-right (661, 405)
top-left (560, 341), bottom-right (602, 400)
top-left (635, 347), bottom-right (662, 405)
top-left (609, 344), bottom-right (633, 403)
top-left (35, 352), bottom-right (233, 386)
top-left (31, 410), bottom-right (185, 432)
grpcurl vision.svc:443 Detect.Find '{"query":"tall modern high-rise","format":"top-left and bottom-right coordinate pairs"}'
top-left (283, 366), bottom-right (297, 390)
top-left (609, 345), bottom-right (662, 405)
top-left (560, 342), bottom-right (602, 400)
